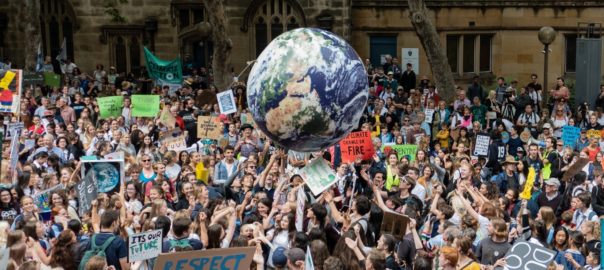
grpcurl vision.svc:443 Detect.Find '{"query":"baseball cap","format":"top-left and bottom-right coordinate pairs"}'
top-left (517, 147), bottom-right (525, 153)
top-left (543, 123), bottom-right (551, 129)
top-left (387, 71), bottom-right (394, 75)
top-left (272, 247), bottom-right (288, 267)
top-left (285, 248), bottom-right (305, 264)
top-left (544, 178), bottom-right (561, 188)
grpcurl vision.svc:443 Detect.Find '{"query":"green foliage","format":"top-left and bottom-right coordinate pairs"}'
top-left (103, 0), bottom-right (128, 23)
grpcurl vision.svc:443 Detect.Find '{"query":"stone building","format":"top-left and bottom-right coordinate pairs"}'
top-left (0, 0), bottom-right (603, 88)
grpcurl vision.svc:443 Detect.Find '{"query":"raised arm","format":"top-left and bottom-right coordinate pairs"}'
top-left (324, 191), bottom-right (344, 223)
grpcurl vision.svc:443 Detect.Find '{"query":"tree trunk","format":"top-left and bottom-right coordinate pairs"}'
top-left (202, 0), bottom-right (233, 92)
top-left (22, 0), bottom-right (41, 72)
top-left (407, 0), bottom-right (455, 102)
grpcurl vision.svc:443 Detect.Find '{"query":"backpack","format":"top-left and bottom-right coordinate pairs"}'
top-left (169, 238), bottom-right (192, 252)
top-left (78, 234), bottom-right (116, 270)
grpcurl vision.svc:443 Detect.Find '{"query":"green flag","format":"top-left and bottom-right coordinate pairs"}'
top-left (43, 72), bottom-right (60, 87)
top-left (131, 95), bottom-right (160, 117)
top-left (97, 96), bottom-right (124, 119)
top-left (143, 47), bottom-right (182, 84)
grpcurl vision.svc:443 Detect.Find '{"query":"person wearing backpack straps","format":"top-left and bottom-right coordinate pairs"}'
top-left (162, 216), bottom-right (203, 252)
top-left (79, 210), bottom-right (129, 270)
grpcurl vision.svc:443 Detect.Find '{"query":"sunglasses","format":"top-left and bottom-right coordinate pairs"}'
top-left (142, 159), bottom-right (151, 162)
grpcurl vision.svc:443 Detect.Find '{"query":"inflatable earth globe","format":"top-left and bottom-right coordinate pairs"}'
top-left (247, 28), bottom-right (369, 152)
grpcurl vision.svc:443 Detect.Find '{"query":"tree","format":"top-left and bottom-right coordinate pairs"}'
top-left (407, 0), bottom-right (455, 102)
top-left (202, 0), bottom-right (233, 92)
top-left (22, 0), bottom-right (41, 72)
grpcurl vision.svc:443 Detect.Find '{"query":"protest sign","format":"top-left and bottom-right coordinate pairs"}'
top-left (305, 246), bottom-right (315, 270)
top-left (561, 125), bottom-right (581, 148)
top-left (519, 167), bottom-right (536, 200)
top-left (380, 211), bottom-right (410, 240)
top-left (43, 72), bottom-right (60, 87)
top-left (587, 129), bottom-right (601, 139)
top-left (296, 186), bottom-right (305, 232)
top-left (80, 159), bottom-right (124, 197)
top-left (0, 70), bottom-right (15, 89)
top-left (300, 158), bottom-right (337, 196)
top-left (156, 79), bottom-right (181, 95)
top-left (494, 241), bottom-right (556, 270)
top-left (473, 133), bottom-right (490, 157)
top-left (382, 144), bottom-right (418, 162)
top-left (217, 89), bottom-right (237, 115)
top-left (97, 96), bottom-right (124, 119)
top-left (77, 169), bottom-right (98, 215)
top-left (33, 184), bottom-right (64, 214)
top-left (197, 116), bottom-right (223, 139)
top-left (159, 106), bottom-right (176, 128)
top-left (162, 135), bottom-right (187, 152)
top-left (153, 247), bottom-right (255, 270)
top-left (240, 113), bottom-right (253, 125)
top-left (22, 72), bottom-right (44, 87)
top-left (339, 131), bottom-right (374, 163)
top-left (144, 47), bottom-right (182, 84)
top-left (128, 229), bottom-right (162, 262)
top-left (104, 151), bottom-right (125, 160)
top-left (0, 69), bottom-right (22, 113)
top-left (424, 109), bottom-right (435, 123)
top-left (80, 155), bottom-right (98, 161)
top-left (131, 95), bottom-right (160, 117)
top-left (562, 157), bottom-right (590, 182)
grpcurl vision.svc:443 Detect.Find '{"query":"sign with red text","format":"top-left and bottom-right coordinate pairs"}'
top-left (339, 131), bottom-right (374, 163)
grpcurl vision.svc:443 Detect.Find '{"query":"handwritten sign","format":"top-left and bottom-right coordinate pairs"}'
top-left (382, 144), bottom-right (418, 162)
top-left (561, 125), bottom-right (581, 148)
top-left (216, 89), bottom-right (237, 115)
top-left (300, 158), bottom-right (337, 196)
top-left (587, 129), bottom-right (601, 139)
top-left (131, 95), bottom-right (160, 117)
top-left (381, 211), bottom-right (410, 240)
top-left (494, 241), bottom-right (556, 270)
top-left (197, 116), bottom-right (223, 139)
top-left (33, 184), bottom-right (64, 214)
top-left (153, 247), bottom-right (255, 270)
top-left (0, 70), bottom-right (15, 89)
top-left (159, 106), bottom-right (176, 128)
top-left (339, 131), bottom-right (374, 163)
top-left (240, 113), bottom-right (253, 125)
top-left (473, 133), bottom-right (490, 157)
top-left (97, 96), bottom-right (124, 119)
top-left (424, 109), bottom-right (435, 123)
top-left (128, 229), bottom-right (162, 262)
top-left (77, 169), bottom-right (98, 215)
top-left (163, 135), bottom-right (187, 152)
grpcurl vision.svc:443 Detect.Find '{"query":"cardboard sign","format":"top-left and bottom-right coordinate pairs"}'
top-left (153, 247), bottom-right (255, 270)
top-left (561, 125), bottom-right (581, 148)
top-left (380, 211), bottom-right (410, 240)
top-left (33, 184), bottom-right (64, 214)
top-left (295, 186), bottom-right (305, 232)
top-left (473, 133), bottom-right (490, 157)
top-left (339, 131), bottom-right (374, 163)
top-left (494, 241), bottom-right (556, 270)
top-left (163, 135), bottom-right (187, 152)
top-left (128, 229), bottom-right (162, 262)
top-left (97, 96), bottom-right (124, 119)
top-left (424, 109), bottom-right (435, 123)
top-left (587, 129), bottom-right (601, 139)
top-left (197, 116), bottom-right (223, 139)
top-left (131, 95), bottom-right (160, 117)
top-left (80, 159), bottom-right (124, 195)
top-left (217, 89), bottom-right (237, 115)
top-left (240, 113), bottom-right (253, 125)
top-left (22, 72), bottom-right (45, 87)
top-left (159, 106), bottom-right (176, 128)
top-left (0, 69), bottom-right (22, 113)
top-left (104, 151), bottom-right (125, 160)
top-left (300, 158), bottom-right (337, 196)
top-left (382, 144), bottom-right (418, 162)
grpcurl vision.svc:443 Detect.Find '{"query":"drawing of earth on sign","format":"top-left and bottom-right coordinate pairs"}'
top-left (92, 163), bottom-right (119, 193)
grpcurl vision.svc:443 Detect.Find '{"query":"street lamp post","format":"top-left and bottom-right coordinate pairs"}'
top-left (538, 26), bottom-right (557, 107)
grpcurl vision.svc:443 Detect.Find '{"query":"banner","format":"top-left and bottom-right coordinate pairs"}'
top-left (382, 144), bottom-right (418, 162)
top-left (159, 106), bottom-right (176, 128)
top-left (153, 247), bottom-right (255, 270)
top-left (339, 131), bottom-right (374, 163)
top-left (473, 133), bottom-right (490, 157)
top-left (131, 95), bottom-right (160, 117)
top-left (144, 47), bottom-right (182, 84)
top-left (22, 72), bottom-right (45, 88)
top-left (162, 135), bottom-right (187, 152)
top-left (380, 211), bottom-right (410, 239)
top-left (587, 129), bottom-right (601, 139)
top-left (561, 125), bottom-right (581, 148)
top-left (128, 229), bottom-right (162, 262)
top-left (80, 159), bottom-right (124, 198)
top-left (98, 96), bottom-right (124, 119)
top-left (33, 184), bottom-right (64, 214)
top-left (43, 72), bottom-right (61, 87)
top-left (217, 89), bottom-right (237, 115)
top-left (300, 158), bottom-right (337, 196)
top-left (197, 116), bottom-right (223, 139)
top-left (0, 69), bottom-right (22, 113)
top-left (494, 241), bottom-right (556, 270)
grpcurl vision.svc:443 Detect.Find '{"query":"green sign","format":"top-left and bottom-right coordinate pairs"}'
top-left (143, 47), bottom-right (182, 84)
top-left (23, 72), bottom-right (45, 87)
top-left (43, 72), bottom-right (60, 87)
top-left (300, 158), bottom-right (337, 196)
top-left (97, 96), bottom-right (124, 119)
top-left (131, 95), bottom-right (160, 117)
top-left (382, 144), bottom-right (418, 162)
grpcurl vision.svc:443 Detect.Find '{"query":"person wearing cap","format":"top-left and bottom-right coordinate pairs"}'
top-left (235, 123), bottom-right (262, 159)
top-left (516, 146), bottom-right (525, 161)
top-left (384, 71), bottom-right (398, 93)
top-left (536, 178), bottom-right (562, 211)
top-left (537, 122), bottom-right (553, 141)
top-left (270, 246), bottom-right (288, 269)
top-left (285, 247), bottom-right (306, 270)
top-left (490, 156), bottom-right (519, 193)
top-left (575, 129), bottom-right (589, 153)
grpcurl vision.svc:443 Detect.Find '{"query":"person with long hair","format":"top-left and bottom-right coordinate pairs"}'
top-left (455, 235), bottom-right (480, 270)
top-left (137, 135), bottom-right (157, 162)
top-left (124, 181), bottom-right (143, 215)
top-left (50, 189), bottom-right (79, 221)
top-left (0, 188), bottom-right (20, 225)
top-left (552, 226), bottom-right (569, 253)
top-left (49, 229), bottom-right (77, 269)
top-left (476, 218), bottom-right (511, 265)
top-left (555, 231), bottom-right (586, 270)
top-left (536, 206), bottom-right (556, 245)
top-left (178, 151), bottom-right (190, 167)
top-left (580, 220), bottom-right (601, 253)
top-left (439, 246), bottom-right (459, 270)
top-left (11, 196), bottom-right (39, 230)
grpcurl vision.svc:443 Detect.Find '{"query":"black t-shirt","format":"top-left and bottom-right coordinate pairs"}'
top-left (0, 204), bottom-right (19, 224)
top-left (83, 233), bottom-right (128, 270)
top-left (178, 109), bottom-right (196, 129)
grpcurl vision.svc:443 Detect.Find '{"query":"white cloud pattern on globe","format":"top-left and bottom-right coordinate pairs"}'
top-left (247, 28), bottom-right (369, 152)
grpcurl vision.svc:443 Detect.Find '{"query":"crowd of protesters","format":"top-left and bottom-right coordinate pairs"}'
top-left (0, 53), bottom-right (603, 270)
